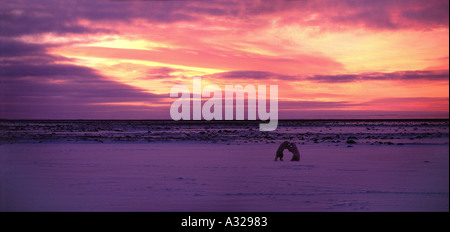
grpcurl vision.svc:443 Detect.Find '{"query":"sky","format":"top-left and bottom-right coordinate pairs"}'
top-left (1, 0), bottom-right (449, 119)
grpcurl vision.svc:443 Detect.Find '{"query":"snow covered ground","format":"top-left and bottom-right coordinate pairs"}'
top-left (0, 120), bottom-right (448, 211)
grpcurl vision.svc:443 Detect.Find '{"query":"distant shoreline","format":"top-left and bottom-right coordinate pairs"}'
top-left (1, 119), bottom-right (448, 145)
top-left (1, 118), bottom-right (449, 122)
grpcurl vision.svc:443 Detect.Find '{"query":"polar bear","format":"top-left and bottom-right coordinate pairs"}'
top-left (275, 141), bottom-right (290, 161)
top-left (275, 141), bottom-right (300, 161)
top-left (287, 142), bottom-right (300, 161)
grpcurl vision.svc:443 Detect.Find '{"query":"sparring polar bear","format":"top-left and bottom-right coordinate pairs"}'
top-left (275, 141), bottom-right (300, 161)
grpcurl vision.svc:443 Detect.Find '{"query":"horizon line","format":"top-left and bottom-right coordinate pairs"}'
top-left (1, 118), bottom-right (449, 121)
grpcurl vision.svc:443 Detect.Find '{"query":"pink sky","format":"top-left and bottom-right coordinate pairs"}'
top-left (1, 0), bottom-right (449, 119)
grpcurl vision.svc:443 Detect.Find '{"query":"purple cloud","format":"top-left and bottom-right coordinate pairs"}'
top-left (402, 1), bottom-right (449, 27)
top-left (0, 39), bottom-right (167, 119)
top-left (364, 97), bottom-right (449, 105)
top-left (0, 0), bottom-right (198, 37)
top-left (306, 0), bottom-right (449, 30)
top-left (143, 67), bottom-right (180, 79)
top-left (1, 0), bottom-right (448, 39)
top-left (205, 69), bottom-right (449, 83)
top-left (279, 100), bottom-right (361, 110)
top-left (307, 70), bottom-right (449, 83)
top-left (207, 70), bottom-right (298, 81)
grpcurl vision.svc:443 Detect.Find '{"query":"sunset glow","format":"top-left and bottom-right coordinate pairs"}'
top-left (1, 0), bottom-right (449, 119)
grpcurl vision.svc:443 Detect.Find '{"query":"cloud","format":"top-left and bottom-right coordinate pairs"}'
top-left (302, 0), bottom-right (449, 30)
top-left (1, 102), bottom-right (170, 120)
top-left (2, 0), bottom-right (447, 40)
top-left (0, 39), bottom-right (167, 119)
top-left (328, 3), bottom-right (399, 30)
top-left (306, 70), bottom-right (449, 83)
top-left (56, 46), bottom-right (344, 75)
top-left (277, 97), bottom-right (449, 118)
top-left (1, 61), bottom-right (164, 103)
top-left (198, 69), bottom-right (450, 83)
top-left (144, 67), bottom-right (180, 79)
top-left (1, 2), bottom-right (111, 37)
top-left (0, 38), bottom-right (50, 57)
top-left (365, 97), bottom-right (449, 105)
top-left (1, 1), bottom-right (448, 120)
top-left (0, 0), bottom-right (198, 37)
top-left (207, 70), bottom-right (298, 81)
top-left (361, 97), bottom-right (449, 112)
top-left (279, 100), bottom-right (361, 110)
top-left (402, 1), bottom-right (449, 28)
